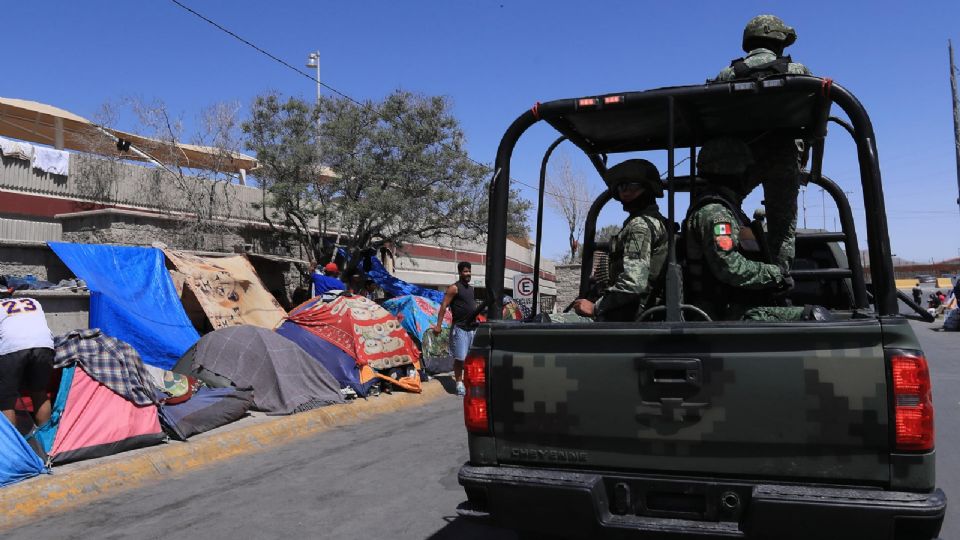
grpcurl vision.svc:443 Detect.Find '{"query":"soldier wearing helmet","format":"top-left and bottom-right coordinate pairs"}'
top-left (714, 15), bottom-right (809, 82)
top-left (572, 159), bottom-right (668, 321)
top-left (712, 14), bottom-right (811, 275)
top-left (684, 138), bottom-right (806, 321)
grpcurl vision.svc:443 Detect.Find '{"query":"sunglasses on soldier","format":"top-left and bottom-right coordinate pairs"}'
top-left (616, 182), bottom-right (644, 192)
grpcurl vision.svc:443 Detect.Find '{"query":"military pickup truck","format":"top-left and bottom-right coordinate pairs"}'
top-left (457, 76), bottom-right (946, 539)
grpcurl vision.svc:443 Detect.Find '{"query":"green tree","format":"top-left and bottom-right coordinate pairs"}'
top-left (242, 93), bottom-right (329, 260)
top-left (244, 90), bottom-right (530, 268)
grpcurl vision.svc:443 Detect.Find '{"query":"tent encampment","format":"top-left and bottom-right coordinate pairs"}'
top-left (0, 416), bottom-right (46, 487)
top-left (287, 295), bottom-right (422, 392)
top-left (29, 329), bottom-right (165, 465)
top-left (48, 243), bottom-right (200, 369)
top-left (172, 326), bottom-right (344, 415)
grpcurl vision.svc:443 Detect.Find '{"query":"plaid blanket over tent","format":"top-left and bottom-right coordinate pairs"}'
top-left (54, 329), bottom-right (159, 406)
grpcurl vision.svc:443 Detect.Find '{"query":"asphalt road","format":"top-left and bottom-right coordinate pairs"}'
top-left (6, 319), bottom-right (958, 540)
top-left (6, 379), bottom-right (517, 540)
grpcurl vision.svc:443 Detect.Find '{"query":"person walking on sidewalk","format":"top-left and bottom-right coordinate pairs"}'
top-left (0, 295), bottom-right (54, 429)
top-left (433, 262), bottom-right (478, 397)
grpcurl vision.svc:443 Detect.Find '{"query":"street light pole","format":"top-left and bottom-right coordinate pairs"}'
top-left (306, 51), bottom-right (321, 104)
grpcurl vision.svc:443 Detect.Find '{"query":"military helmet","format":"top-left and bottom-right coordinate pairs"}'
top-left (697, 137), bottom-right (755, 177)
top-left (742, 14), bottom-right (796, 52)
top-left (603, 159), bottom-right (663, 199)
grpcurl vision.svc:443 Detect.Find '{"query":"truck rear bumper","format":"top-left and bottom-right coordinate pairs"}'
top-left (458, 464), bottom-right (946, 539)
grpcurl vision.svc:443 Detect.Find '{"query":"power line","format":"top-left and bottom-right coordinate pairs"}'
top-left (168, 0), bottom-right (588, 204)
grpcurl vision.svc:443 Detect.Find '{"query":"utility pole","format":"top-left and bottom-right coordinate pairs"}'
top-left (821, 187), bottom-right (826, 230)
top-left (801, 185), bottom-right (807, 228)
top-left (950, 40), bottom-right (960, 218)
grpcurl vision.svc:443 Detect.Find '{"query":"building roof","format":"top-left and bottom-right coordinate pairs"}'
top-left (0, 97), bottom-right (258, 174)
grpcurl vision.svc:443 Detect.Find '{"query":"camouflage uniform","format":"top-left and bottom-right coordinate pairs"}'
top-left (687, 138), bottom-right (802, 321)
top-left (713, 15), bottom-right (812, 269)
top-left (714, 47), bottom-right (811, 82)
top-left (686, 188), bottom-right (801, 321)
top-left (594, 204), bottom-right (668, 321)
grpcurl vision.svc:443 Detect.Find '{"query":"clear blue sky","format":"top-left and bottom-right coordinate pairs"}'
top-left (6, 1), bottom-right (960, 263)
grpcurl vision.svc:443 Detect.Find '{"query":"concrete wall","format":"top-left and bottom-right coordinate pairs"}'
top-left (57, 208), bottom-right (296, 256)
top-left (0, 241), bottom-right (75, 282)
top-left (1, 242), bottom-right (90, 334)
top-left (555, 264), bottom-right (582, 312)
top-left (1, 153), bottom-right (264, 220)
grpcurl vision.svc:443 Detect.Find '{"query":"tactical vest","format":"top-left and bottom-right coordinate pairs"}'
top-left (729, 54), bottom-right (793, 80)
top-left (683, 192), bottom-right (770, 320)
top-left (602, 211), bottom-right (669, 321)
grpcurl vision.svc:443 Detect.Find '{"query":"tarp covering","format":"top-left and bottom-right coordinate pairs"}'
top-left (175, 326), bottom-right (345, 415)
top-left (164, 250), bottom-right (287, 330)
top-left (356, 254), bottom-right (444, 304)
top-left (288, 295), bottom-right (420, 371)
top-left (48, 243), bottom-right (200, 370)
top-left (287, 295), bottom-right (422, 393)
top-left (275, 321), bottom-right (377, 397)
top-left (33, 366), bottom-right (165, 465)
top-left (159, 387), bottom-right (254, 441)
top-left (382, 295), bottom-right (452, 345)
top-left (0, 415), bottom-right (46, 487)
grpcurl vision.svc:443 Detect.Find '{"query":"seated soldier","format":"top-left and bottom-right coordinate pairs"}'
top-left (685, 138), bottom-right (826, 322)
top-left (572, 159), bottom-right (668, 322)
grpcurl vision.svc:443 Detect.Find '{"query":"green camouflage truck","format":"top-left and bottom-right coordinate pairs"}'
top-left (457, 77), bottom-right (946, 539)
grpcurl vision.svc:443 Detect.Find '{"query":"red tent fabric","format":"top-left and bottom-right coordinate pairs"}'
top-left (287, 295), bottom-right (422, 392)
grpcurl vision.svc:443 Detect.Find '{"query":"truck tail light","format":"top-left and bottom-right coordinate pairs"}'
top-left (890, 351), bottom-right (934, 451)
top-left (463, 351), bottom-right (489, 434)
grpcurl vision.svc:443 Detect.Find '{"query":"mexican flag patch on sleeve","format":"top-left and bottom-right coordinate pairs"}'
top-left (713, 223), bottom-right (732, 236)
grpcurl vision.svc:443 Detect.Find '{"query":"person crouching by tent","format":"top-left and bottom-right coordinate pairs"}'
top-left (0, 295), bottom-right (54, 431)
top-left (433, 261), bottom-right (478, 397)
top-left (311, 262), bottom-right (344, 296)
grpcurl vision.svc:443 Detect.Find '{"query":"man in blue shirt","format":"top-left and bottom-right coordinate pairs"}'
top-left (311, 262), bottom-right (345, 296)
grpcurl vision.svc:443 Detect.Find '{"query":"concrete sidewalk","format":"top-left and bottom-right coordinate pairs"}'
top-left (0, 380), bottom-right (454, 531)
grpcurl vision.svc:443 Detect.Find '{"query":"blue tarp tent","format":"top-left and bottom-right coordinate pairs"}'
top-left (0, 416), bottom-right (46, 487)
top-left (275, 321), bottom-right (376, 397)
top-left (48, 243), bottom-right (200, 369)
top-left (382, 295), bottom-right (450, 345)
top-left (347, 251), bottom-right (444, 304)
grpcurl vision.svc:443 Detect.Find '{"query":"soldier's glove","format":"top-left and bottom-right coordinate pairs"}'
top-left (774, 266), bottom-right (794, 296)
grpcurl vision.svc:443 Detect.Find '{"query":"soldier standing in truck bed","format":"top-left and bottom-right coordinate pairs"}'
top-left (714, 14), bottom-right (810, 271)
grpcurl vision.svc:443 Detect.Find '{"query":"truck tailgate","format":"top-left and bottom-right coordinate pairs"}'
top-left (488, 320), bottom-right (890, 485)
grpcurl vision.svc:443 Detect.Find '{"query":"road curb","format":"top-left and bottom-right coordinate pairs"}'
top-left (0, 381), bottom-right (452, 531)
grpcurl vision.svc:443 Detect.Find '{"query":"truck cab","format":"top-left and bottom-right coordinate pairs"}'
top-left (458, 76), bottom-right (946, 539)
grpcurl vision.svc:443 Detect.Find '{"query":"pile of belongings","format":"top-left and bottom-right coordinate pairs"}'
top-left (282, 295), bottom-right (423, 394)
top-left (1, 274), bottom-right (87, 294)
top-left (143, 366), bottom-right (255, 441)
top-left (383, 295), bottom-right (453, 374)
top-left (173, 325), bottom-right (344, 415)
